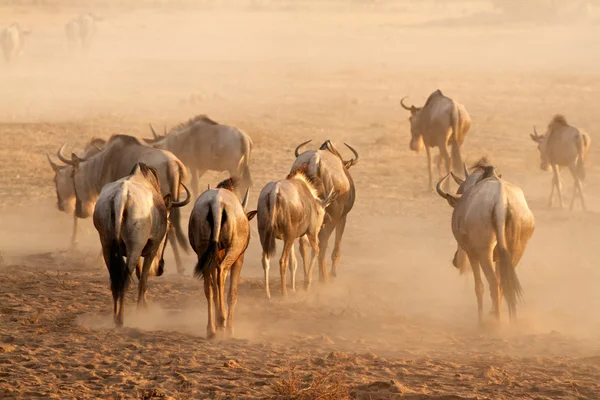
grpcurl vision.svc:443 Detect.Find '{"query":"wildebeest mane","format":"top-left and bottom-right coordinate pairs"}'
top-left (470, 156), bottom-right (490, 170)
top-left (131, 162), bottom-right (161, 192)
top-left (217, 177), bottom-right (239, 191)
top-left (106, 134), bottom-right (144, 146)
top-left (550, 114), bottom-right (569, 127)
top-left (170, 114), bottom-right (220, 134)
top-left (287, 164), bottom-right (323, 200)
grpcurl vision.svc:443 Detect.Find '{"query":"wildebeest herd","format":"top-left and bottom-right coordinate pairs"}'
top-left (42, 84), bottom-right (591, 338)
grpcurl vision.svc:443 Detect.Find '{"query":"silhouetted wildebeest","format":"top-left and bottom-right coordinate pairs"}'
top-left (401, 89), bottom-right (471, 190)
top-left (0, 23), bottom-right (31, 63)
top-left (257, 166), bottom-right (337, 299)
top-left (291, 140), bottom-right (358, 282)
top-left (94, 163), bottom-right (190, 327)
top-left (66, 13), bottom-right (101, 50)
top-left (144, 115), bottom-right (253, 199)
top-left (530, 114), bottom-right (591, 210)
top-left (437, 162), bottom-right (535, 324)
top-left (189, 178), bottom-right (256, 339)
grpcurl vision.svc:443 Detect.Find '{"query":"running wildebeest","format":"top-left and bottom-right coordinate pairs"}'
top-left (144, 115), bottom-right (253, 198)
top-left (291, 140), bottom-right (358, 282)
top-left (94, 163), bottom-right (190, 327)
top-left (47, 137), bottom-right (106, 246)
top-left (436, 162), bottom-right (535, 324)
top-left (65, 13), bottom-right (101, 50)
top-left (530, 114), bottom-right (591, 210)
top-left (0, 23), bottom-right (32, 63)
top-left (400, 89), bottom-right (471, 190)
top-left (257, 166), bottom-right (337, 299)
top-left (54, 134), bottom-right (190, 274)
top-left (188, 178), bottom-right (257, 339)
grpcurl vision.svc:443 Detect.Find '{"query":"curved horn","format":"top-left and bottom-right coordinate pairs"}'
top-left (92, 143), bottom-right (103, 152)
top-left (171, 183), bottom-right (191, 208)
top-left (463, 162), bottom-right (470, 178)
top-left (533, 125), bottom-right (539, 137)
top-left (149, 124), bottom-right (159, 139)
top-left (295, 140), bottom-right (312, 157)
top-left (241, 188), bottom-right (250, 209)
top-left (400, 96), bottom-right (412, 111)
top-left (343, 143), bottom-right (359, 167)
top-left (436, 175), bottom-right (450, 200)
top-left (46, 154), bottom-right (61, 172)
top-left (57, 143), bottom-right (76, 165)
top-left (450, 171), bottom-right (464, 186)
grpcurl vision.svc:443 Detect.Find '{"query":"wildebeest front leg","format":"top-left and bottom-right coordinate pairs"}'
top-left (331, 215), bottom-right (347, 278)
top-left (552, 165), bottom-right (564, 208)
top-left (568, 164), bottom-right (586, 211)
top-left (299, 235), bottom-right (310, 290)
top-left (280, 240), bottom-right (294, 297)
top-left (261, 252), bottom-right (271, 300)
top-left (204, 269), bottom-right (216, 339)
top-left (136, 252), bottom-right (153, 309)
top-left (226, 255), bottom-right (244, 338)
top-left (71, 214), bottom-right (79, 248)
top-left (289, 243), bottom-right (297, 292)
top-left (425, 145), bottom-right (433, 191)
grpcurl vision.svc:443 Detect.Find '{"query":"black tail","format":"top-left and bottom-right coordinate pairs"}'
top-left (498, 247), bottom-right (523, 322)
top-left (108, 240), bottom-right (129, 301)
top-left (170, 207), bottom-right (189, 254)
top-left (195, 241), bottom-right (219, 278)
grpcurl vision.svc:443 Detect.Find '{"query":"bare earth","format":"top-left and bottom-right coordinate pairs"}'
top-left (2, 2), bottom-right (600, 399)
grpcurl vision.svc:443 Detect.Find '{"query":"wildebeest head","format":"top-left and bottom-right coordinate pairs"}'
top-left (143, 124), bottom-right (168, 145)
top-left (400, 97), bottom-right (425, 152)
top-left (530, 126), bottom-right (550, 172)
top-left (294, 139), bottom-right (359, 170)
top-left (47, 154), bottom-right (75, 213)
top-left (436, 161), bottom-right (499, 208)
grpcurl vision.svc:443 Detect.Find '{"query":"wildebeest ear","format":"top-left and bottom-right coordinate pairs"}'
top-left (142, 138), bottom-right (156, 144)
top-left (246, 210), bottom-right (257, 221)
top-left (450, 171), bottom-right (464, 186)
top-left (46, 154), bottom-right (61, 172)
top-left (163, 194), bottom-right (173, 208)
top-left (445, 194), bottom-right (460, 208)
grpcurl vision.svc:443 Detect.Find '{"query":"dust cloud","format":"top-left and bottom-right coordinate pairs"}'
top-left (1, 1), bottom-right (600, 398)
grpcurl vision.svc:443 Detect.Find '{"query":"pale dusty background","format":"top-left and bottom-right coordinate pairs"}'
top-left (1, 1), bottom-right (600, 398)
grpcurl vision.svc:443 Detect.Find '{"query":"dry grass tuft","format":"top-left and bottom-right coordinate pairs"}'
top-left (271, 363), bottom-right (351, 400)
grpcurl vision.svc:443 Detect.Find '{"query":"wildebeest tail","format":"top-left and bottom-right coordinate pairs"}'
top-left (108, 239), bottom-right (130, 301)
top-left (450, 104), bottom-right (464, 174)
top-left (493, 201), bottom-right (523, 322)
top-left (238, 133), bottom-right (253, 187)
top-left (576, 133), bottom-right (586, 181)
top-left (262, 187), bottom-right (279, 257)
top-left (195, 200), bottom-right (224, 277)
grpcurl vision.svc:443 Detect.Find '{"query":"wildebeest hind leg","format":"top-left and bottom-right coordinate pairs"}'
top-left (299, 236), bottom-right (310, 290)
top-left (289, 243), bottom-right (297, 292)
top-left (279, 240), bottom-right (294, 297)
top-left (425, 146), bottom-right (433, 191)
top-left (466, 252), bottom-right (484, 325)
top-left (204, 269), bottom-right (216, 339)
top-left (261, 252), bottom-right (271, 300)
top-left (317, 222), bottom-right (335, 283)
top-left (331, 215), bottom-right (347, 278)
top-left (226, 255), bottom-right (244, 338)
top-left (480, 254), bottom-right (500, 321)
top-left (167, 229), bottom-right (184, 275)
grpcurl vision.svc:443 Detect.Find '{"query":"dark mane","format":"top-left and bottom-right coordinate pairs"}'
top-left (470, 156), bottom-right (490, 170)
top-left (169, 114), bottom-right (220, 133)
top-left (217, 177), bottom-right (239, 191)
top-left (131, 162), bottom-right (161, 192)
top-left (550, 114), bottom-right (569, 127)
top-left (106, 134), bottom-right (143, 146)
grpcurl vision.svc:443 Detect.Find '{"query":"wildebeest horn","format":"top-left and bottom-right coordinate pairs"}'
top-left (92, 143), bottom-right (103, 152)
top-left (436, 175), bottom-right (461, 208)
top-left (400, 97), bottom-right (412, 111)
top-left (241, 188), bottom-right (250, 209)
top-left (533, 125), bottom-right (539, 137)
top-left (149, 124), bottom-right (159, 139)
top-left (295, 140), bottom-right (312, 157)
top-left (463, 162), bottom-right (470, 178)
top-left (343, 143), bottom-right (359, 167)
top-left (450, 171), bottom-right (464, 186)
top-left (46, 154), bottom-right (61, 172)
top-left (171, 183), bottom-right (191, 208)
top-left (57, 143), bottom-right (78, 165)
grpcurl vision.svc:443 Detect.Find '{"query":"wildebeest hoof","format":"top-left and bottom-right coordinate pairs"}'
top-left (207, 331), bottom-right (217, 340)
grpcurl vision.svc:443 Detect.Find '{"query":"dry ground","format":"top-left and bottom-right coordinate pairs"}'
top-left (2, 1), bottom-right (600, 399)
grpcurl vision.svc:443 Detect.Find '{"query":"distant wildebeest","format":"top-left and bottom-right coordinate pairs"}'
top-left (291, 140), bottom-right (358, 282)
top-left (54, 134), bottom-right (190, 274)
top-left (0, 23), bottom-right (32, 63)
top-left (47, 137), bottom-right (106, 246)
top-left (436, 162), bottom-right (535, 324)
top-left (144, 115), bottom-right (253, 199)
top-left (400, 89), bottom-right (471, 190)
top-left (94, 163), bottom-right (190, 327)
top-left (530, 115), bottom-right (591, 210)
top-left (189, 178), bottom-right (257, 339)
top-left (257, 166), bottom-right (337, 299)
top-left (66, 13), bottom-right (101, 50)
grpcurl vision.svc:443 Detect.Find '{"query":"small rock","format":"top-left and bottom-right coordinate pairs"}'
top-left (328, 351), bottom-right (349, 360)
top-left (224, 360), bottom-right (241, 368)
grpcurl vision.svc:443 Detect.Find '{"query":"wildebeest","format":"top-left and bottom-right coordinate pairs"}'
top-left (530, 114), bottom-right (591, 210)
top-left (291, 140), bottom-right (358, 282)
top-left (47, 137), bottom-right (106, 246)
top-left (257, 166), bottom-right (337, 299)
top-left (93, 162), bottom-right (190, 327)
top-left (188, 178), bottom-right (257, 339)
top-left (436, 162), bottom-right (535, 324)
top-left (54, 134), bottom-right (190, 274)
top-left (0, 23), bottom-right (32, 63)
top-left (144, 115), bottom-right (253, 198)
top-left (65, 13), bottom-right (101, 50)
top-left (400, 89), bottom-right (471, 190)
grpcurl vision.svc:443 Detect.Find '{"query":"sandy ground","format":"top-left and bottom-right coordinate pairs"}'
top-left (2, 1), bottom-right (600, 398)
